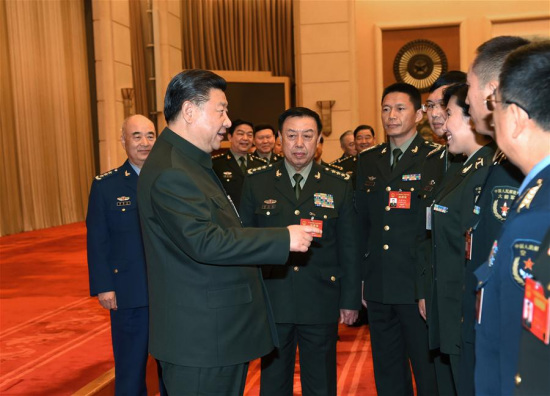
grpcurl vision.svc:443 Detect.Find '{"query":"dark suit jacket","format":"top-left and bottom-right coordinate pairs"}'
top-left (240, 161), bottom-right (361, 324)
top-left (87, 160), bottom-right (148, 309)
top-left (355, 134), bottom-right (444, 304)
top-left (429, 144), bottom-right (495, 354)
top-left (212, 151), bottom-right (266, 209)
top-left (138, 128), bottom-right (290, 368)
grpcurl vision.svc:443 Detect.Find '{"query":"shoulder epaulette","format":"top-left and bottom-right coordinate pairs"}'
top-left (329, 155), bottom-right (353, 165)
top-left (247, 164), bottom-right (273, 176)
top-left (358, 143), bottom-right (384, 156)
top-left (94, 167), bottom-right (119, 181)
top-left (253, 156), bottom-right (268, 164)
top-left (327, 163), bottom-right (344, 171)
top-left (212, 152), bottom-right (225, 160)
top-left (493, 150), bottom-right (507, 164)
top-left (426, 145), bottom-right (445, 158)
top-left (322, 166), bottom-right (350, 181)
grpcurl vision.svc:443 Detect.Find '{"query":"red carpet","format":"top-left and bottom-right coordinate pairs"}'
top-left (0, 222), bottom-right (378, 395)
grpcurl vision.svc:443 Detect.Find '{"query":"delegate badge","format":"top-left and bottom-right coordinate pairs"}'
top-left (388, 191), bottom-right (411, 209)
top-left (300, 218), bottom-right (323, 238)
top-left (522, 278), bottom-right (550, 344)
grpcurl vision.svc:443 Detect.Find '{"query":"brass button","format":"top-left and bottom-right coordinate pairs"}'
top-left (410, 187), bottom-right (415, 192)
top-left (330, 276), bottom-right (336, 282)
top-left (114, 269), bottom-right (118, 274)
top-left (323, 215), bottom-right (327, 219)
top-left (294, 210), bottom-right (300, 216)
top-left (386, 186), bottom-right (391, 192)
top-left (266, 211), bottom-right (271, 216)
top-left (294, 266), bottom-right (299, 272)
top-left (478, 281), bottom-right (483, 286)
top-left (461, 317), bottom-right (464, 323)
top-left (367, 189), bottom-right (371, 193)
top-left (385, 206), bottom-right (390, 211)
top-left (384, 225), bottom-right (390, 231)
top-left (515, 374), bottom-right (522, 385)
top-left (383, 244), bottom-right (389, 250)
top-left (122, 208), bottom-right (126, 212)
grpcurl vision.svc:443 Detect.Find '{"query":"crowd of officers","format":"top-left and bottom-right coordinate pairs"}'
top-left (87, 36), bottom-right (549, 396)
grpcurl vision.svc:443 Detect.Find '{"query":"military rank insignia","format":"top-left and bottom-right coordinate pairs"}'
top-left (223, 171), bottom-right (233, 181)
top-left (511, 240), bottom-right (539, 287)
top-left (314, 193), bottom-right (334, 208)
top-left (491, 186), bottom-right (518, 221)
top-left (262, 199), bottom-right (277, 210)
top-left (116, 196), bottom-right (131, 206)
top-left (402, 173), bottom-right (421, 181)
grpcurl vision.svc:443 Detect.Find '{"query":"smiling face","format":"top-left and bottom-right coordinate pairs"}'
top-left (254, 128), bottom-right (276, 155)
top-left (229, 123), bottom-right (253, 156)
top-left (426, 86), bottom-right (448, 137)
top-left (443, 96), bottom-right (476, 156)
top-left (466, 67), bottom-right (494, 137)
top-left (121, 115), bottom-right (156, 168)
top-left (281, 116), bottom-right (320, 171)
top-left (355, 128), bottom-right (375, 152)
top-left (381, 92), bottom-right (422, 145)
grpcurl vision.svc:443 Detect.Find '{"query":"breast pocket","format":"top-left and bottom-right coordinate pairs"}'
top-left (109, 204), bottom-right (139, 231)
top-left (254, 206), bottom-right (282, 227)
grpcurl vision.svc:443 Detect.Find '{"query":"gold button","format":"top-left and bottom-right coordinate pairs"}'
top-left (383, 244), bottom-right (389, 250)
top-left (114, 269), bottom-right (118, 274)
top-left (386, 186), bottom-right (391, 192)
top-left (330, 276), bottom-right (336, 282)
top-left (122, 208), bottom-right (126, 212)
top-left (515, 374), bottom-right (522, 385)
top-left (461, 317), bottom-right (464, 323)
top-left (324, 215), bottom-right (327, 219)
top-left (294, 210), bottom-right (300, 216)
top-left (266, 211), bottom-right (270, 216)
top-left (410, 187), bottom-right (415, 192)
top-left (478, 281), bottom-right (483, 286)
top-left (367, 189), bottom-right (370, 193)
top-left (384, 225), bottom-right (390, 231)
top-left (385, 206), bottom-right (390, 211)
top-left (294, 266), bottom-right (299, 272)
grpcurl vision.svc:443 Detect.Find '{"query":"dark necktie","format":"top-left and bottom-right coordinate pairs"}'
top-left (391, 148), bottom-right (402, 171)
top-left (293, 173), bottom-right (303, 200)
top-left (238, 156), bottom-right (247, 174)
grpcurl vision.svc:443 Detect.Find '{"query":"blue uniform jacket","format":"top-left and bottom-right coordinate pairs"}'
top-left (87, 160), bottom-right (149, 309)
top-left (475, 163), bottom-right (550, 396)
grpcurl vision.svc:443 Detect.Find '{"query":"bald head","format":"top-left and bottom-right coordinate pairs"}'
top-left (121, 115), bottom-right (156, 168)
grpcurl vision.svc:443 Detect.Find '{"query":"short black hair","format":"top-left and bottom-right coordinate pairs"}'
top-left (499, 41), bottom-right (550, 131)
top-left (353, 124), bottom-right (375, 138)
top-left (382, 83), bottom-right (421, 111)
top-left (253, 124), bottom-right (276, 137)
top-left (228, 119), bottom-right (253, 136)
top-left (164, 69), bottom-right (227, 124)
top-left (429, 71), bottom-right (467, 93)
top-left (278, 107), bottom-right (322, 134)
top-left (443, 83), bottom-right (470, 118)
top-left (472, 36), bottom-right (530, 86)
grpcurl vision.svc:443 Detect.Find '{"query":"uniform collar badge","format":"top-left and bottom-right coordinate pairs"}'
top-left (314, 172), bottom-right (321, 180)
top-left (381, 147), bottom-right (387, 155)
top-left (411, 146), bottom-right (418, 154)
top-left (462, 164), bottom-right (473, 174)
top-left (124, 170), bottom-right (131, 177)
top-left (276, 169), bottom-right (282, 178)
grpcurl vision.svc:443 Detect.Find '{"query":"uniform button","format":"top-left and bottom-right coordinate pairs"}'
top-left (294, 266), bottom-right (299, 272)
top-left (383, 244), bottom-right (389, 250)
top-left (330, 276), bottom-right (336, 282)
top-left (461, 317), bottom-right (464, 323)
top-left (478, 281), bottom-right (483, 287)
top-left (385, 206), bottom-right (390, 211)
top-left (386, 186), bottom-right (391, 192)
top-left (323, 215), bottom-right (327, 219)
top-left (384, 225), bottom-right (390, 231)
top-left (515, 374), bottom-right (522, 386)
top-left (367, 189), bottom-right (371, 193)
top-left (294, 210), bottom-right (300, 216)
top-left (410, 187), bottom-right (415, 192)
top-left (114, 269), bottom-right (118, 274)
top-left (122, 208), bottom-right (126, 212)
top-left (266, 211), bottom-right (270, 216)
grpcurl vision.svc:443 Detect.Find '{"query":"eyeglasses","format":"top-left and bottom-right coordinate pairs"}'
top-left (422, 102), bottom-right (445, 113)
top-left (484, 92), bottom-right (531, 118)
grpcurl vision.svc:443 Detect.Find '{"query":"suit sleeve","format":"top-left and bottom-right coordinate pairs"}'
top-left (151, 168), bottom-right (290, 266)
top-left (86, 180), bottom-right (114, 296)
top-left (338, 179), bottom-right (362, 310)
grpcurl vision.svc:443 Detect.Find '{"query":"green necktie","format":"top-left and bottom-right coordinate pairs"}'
top-left (391, 148), bottom-right (402, 171)
top-left (238, 156), bottom-right (247, 174)
top-left (293, 173), bottom-right (303, 200)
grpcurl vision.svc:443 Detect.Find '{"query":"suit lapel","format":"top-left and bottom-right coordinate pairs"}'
top-left (122, 160), bottom-right (138, 192)
top-left (273, 163), bottom-right (296, 205)
top-left (376, 144), bottom-right (392, 182)
top-left (297, 163), bottom-right (322, 206)
top-left (390, 135), bottom-right (424, 182)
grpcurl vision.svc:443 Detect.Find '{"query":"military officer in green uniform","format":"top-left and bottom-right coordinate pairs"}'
top-left (355, 83), bottom-right (441, 396)
top-left (252, 124), bottom-right (283, 164)
top-left (213, 119), bottom-right (266, 209)
top-left (240, 107), bottom-right (361, 396)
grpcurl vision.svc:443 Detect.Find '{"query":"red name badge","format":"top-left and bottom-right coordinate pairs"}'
top-left (300, 219), bottom-right (323, 238)
top-left (465, 228), bottom-right (473, 260)
top-left (388, 191), bottom-right (411, 209)
top-left (522, 278), bottom-right (550, 344)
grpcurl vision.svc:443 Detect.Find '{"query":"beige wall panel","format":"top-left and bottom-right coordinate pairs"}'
top-left (168, 12), bottom-right (182, 50)
top-left (301, 81), bottom-right (351, 111)
top-left (299, 0), bottom-right (349, 25)
top-left (300, 23), bottom-right (350, 54)
top-left (114, 62), bottom-right (133, 95)
top-left (92, 20), bottom-right (105, 61)
top-left (167, 0), bottom-right (181, 17)
top-left (492, 18), bottom-right (550, 38)
top-left (95, 60), bottom-right (104, 101)
top-left (169, 47), bottom-right (183, 78)
top-left (96, 100), bottom-right (106, 141)
top-left (322, 109), bottom-right (354, 162)
top-left (112, 22), bottom-right (131, 65)
top-left (110, 0), bottom-right (130, 27)
top-left (92, 0), bottom-right (107, 19)
top-left (301, 52), bottom-right (350, 83)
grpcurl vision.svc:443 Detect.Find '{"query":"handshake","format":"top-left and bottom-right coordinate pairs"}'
top-left (287, 225), bottom-right (321, 252)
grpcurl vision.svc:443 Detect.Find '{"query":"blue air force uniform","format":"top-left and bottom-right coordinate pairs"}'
top-left (86, 160), bottom-right (158, 396)
top-left (474, 158), bottom-right (550, 396)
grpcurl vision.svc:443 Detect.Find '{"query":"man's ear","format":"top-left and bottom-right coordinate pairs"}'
top-left (182, 101), bottom-right (194, 123)
top-left (510, 102), bottom-right (530, 140)
top-left (415, 108), bottom-right (423, 123)
top-left (487, 80), bottom-right (499, 96)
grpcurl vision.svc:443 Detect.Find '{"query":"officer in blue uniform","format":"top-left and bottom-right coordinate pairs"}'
top-left (474, 41), bottom-right (550, 396)
top-left (87, 115), bottom-right (165, 395)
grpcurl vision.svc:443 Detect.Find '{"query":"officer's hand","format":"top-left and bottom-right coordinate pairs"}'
top-left (340, 309), bottom-right (359, 325)
top-left (418, 299), bottom-right (426, 321)
top-left (98, 291), bottom-right (118, 310)
top-left (287, 225), bottom-right (316, 252)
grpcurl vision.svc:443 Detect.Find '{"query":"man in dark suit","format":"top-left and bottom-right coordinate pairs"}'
top-left (87, 114), bottom-right (165, 395)
top-left (240, 107), bottom-right (361, 396)
top-left (137, 69), bottom-right (317, 395)
top-left (252, 124), bottom-right (283, 164)
top-left (355, 83), bottom-right (441, 395)
top-left (213, 119), bottom-right (266, 209)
